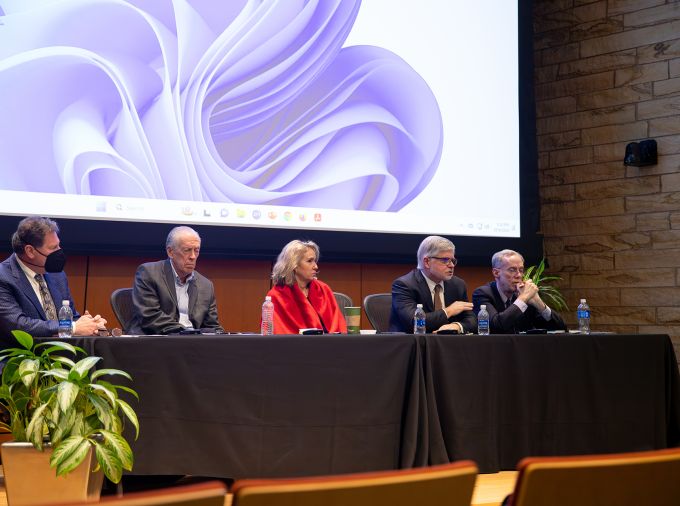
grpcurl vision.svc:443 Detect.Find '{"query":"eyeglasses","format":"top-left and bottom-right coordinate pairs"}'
top-left (96, 328), bottom-right (123, 337)
top-left (504, 267), bottom-right (525, 275)
top-left (430, 257), bottom-right (458, 266)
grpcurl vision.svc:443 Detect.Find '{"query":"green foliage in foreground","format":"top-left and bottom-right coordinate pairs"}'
top-left (0, 330), bottom-right (139, 483)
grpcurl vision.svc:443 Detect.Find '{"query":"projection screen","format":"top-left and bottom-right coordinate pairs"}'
top-left (0, 0), bottom-right (525, 249)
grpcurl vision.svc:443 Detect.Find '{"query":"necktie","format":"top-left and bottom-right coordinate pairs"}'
top-left (505, 295), bottom-right (514, 309)
top-left (434, 284), bottom-right (443, 311)
top-left (35, 274), bottom-right (58, 320)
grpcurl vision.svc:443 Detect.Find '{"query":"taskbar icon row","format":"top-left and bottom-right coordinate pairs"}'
top-left (94, 200), bottom-right (323, 225)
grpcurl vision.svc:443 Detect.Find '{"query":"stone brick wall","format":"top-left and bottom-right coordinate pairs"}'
top-left (533, 0), bottom-right (680, 352)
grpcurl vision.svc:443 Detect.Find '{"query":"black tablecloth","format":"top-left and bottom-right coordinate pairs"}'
top-left (76, 334), bottom-right (426, 478)
top-left (422, 333), bottom-right (680, 471)
top-left (68, 333), bottom-right (680, 477)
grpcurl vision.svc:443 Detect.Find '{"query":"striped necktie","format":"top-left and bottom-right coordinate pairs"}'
top-left (35, 274), bottom-right (58, 320)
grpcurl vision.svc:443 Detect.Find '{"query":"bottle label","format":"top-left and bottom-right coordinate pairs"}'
top-left (577, 310), bottom-right (590, 319)
top-left (58, 319), bottom-right (71, 328)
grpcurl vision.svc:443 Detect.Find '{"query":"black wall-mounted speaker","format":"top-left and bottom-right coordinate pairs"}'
top-left (624, 139), bottom-right (657, 167)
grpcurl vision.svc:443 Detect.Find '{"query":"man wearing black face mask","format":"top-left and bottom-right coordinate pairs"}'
top-left (0, 216), bottom-right (105, 348)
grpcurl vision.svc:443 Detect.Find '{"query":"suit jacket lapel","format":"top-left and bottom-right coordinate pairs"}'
top-left (443, 279), bottom-right (457, 306)
top-left (162, 260), bottom-right (178, 306)
top-left (10, 254), bottom-right (46, 317)
top-left (414, 270), bottom-right (434, 312)
top-left (490, 282), bottom-right (505, 309)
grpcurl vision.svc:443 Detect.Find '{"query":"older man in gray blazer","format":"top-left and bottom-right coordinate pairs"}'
top-left (128, 226), bottom-right (224, 335)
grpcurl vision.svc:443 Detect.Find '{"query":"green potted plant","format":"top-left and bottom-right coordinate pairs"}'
top-left (0, 330), bottom-right (139, 505)
top-left (523, 258), bottom-right (568, 311)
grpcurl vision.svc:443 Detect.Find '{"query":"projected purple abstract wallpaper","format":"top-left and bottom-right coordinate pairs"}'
top-left (0, 1), bottom-right (442, 211)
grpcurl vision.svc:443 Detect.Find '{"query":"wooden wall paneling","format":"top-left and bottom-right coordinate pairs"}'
top-left (360, 263), bottom-right (410, 330)
top-left (63, 255), bottom-right (88, 315)
top-left (85, 256), bottom-right (155, 328)
top-left (318, 261), bottom-right (362, 308)
top-left (199, 258), bottom-right (272, 332)
top-left (455, 266), bottom-right (494, 299)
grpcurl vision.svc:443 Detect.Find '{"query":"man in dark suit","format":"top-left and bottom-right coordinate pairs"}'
top-left (389, 236), bottom-right (476, 334)
top-left (0, 216), bottom-right (105, 348)
top-left (128, 226), bottom-right (223, 335)
top-left (472, 249), bottom-right (566, 334)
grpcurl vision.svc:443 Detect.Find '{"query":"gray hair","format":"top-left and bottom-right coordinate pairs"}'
top-left (166, 226), bottom-right (200, 250)
top-left (12, 216), bottom-right (60, 254)
top-left (491, 249), bottom-right (524, 268)
top-left (272, 240), bottom-right (320, 286)
top-left (417, 236), bottom-right (455, 269)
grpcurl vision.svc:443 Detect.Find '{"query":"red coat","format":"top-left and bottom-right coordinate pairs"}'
top-left (267, 280), bottom-right (347, 334)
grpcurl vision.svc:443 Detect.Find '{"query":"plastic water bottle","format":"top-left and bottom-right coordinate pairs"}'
top-left (478, 305), bottom-right (490, 335)
top-left (413, 304), bottom-right (426, 334)
top-left (58, 300), bottom-right (73, 338)
top-left (577, 298), bottom-right (590, 334)
top-left (261, 296), bottom-right (274, 335)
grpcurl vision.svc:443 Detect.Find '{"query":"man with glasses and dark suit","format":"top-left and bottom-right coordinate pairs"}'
top-left (389, 235), bottom-right (476, 334)
top-left (472, 249), bottom-right (567, 334)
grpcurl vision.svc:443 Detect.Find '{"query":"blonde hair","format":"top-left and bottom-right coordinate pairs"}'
top-left (272, 240), bottom-right (320, 286)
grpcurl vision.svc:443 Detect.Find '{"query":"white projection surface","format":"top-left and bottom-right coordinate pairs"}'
top-left (0, 1), bottom-right (520, 237)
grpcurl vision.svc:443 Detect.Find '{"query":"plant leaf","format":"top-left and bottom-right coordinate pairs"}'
top-left (57, 381), bottom-right (79, 413)
top-left (111, 384), bottom-right (139, 401)
top-left (91, 369), bottom-right (132, 382)
top-left (50, 435), bottom-right (90, 476)
top-left (87, 393), bottom-right (113, 429)
top-left (100, 429), bottom-right (134, 471)
top-left (26, 402), bottom-right (50, 450)
top-left (523, 257), bottom-right (569, 311)
top-left (10, 413), bottom-right (27, 442)
top-left (95, 443), bottom-right (123, 483)
top-left (18, 358), bottom-right (39, 388)
top-left (42, 369), bottom-right (70, 381)
top-left (51, 406), bottom-right (76, 445)
top-left (34, 340), bottom-right (79, 355)
top-left (72, 356), bottom-right (101, 379)
top-left (116, 399), bottom-right (140, 440)
top-left (90, 383), bottom-right (117, 407)
top-left (51, 356), bottom-right (77, 368)
top-left (11, 330), bottom-right (33, 350)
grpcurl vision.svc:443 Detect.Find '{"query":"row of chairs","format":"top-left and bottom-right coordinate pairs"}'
top-left (110, 288), bottom-right (394, 333)
top-left (68, 447), bottom-right (680, 506)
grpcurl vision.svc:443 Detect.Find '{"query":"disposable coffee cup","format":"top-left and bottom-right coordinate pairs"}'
top-left (344, 307), bottom-right (361, 334)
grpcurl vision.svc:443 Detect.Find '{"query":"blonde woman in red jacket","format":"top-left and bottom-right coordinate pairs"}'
top-left (266, 240), bottom-right (347, 334)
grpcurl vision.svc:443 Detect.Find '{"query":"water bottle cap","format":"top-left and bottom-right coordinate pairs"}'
top-left (580, 298), bottom-right (586, 303)
top-left (416, 303), bottom-right (423, 308)
top-left (480, 305), bottom-right (486, 310)
top-left (62, 300), bottom-right (70, 306)
top-left (265, 296), bottom-right (272, 301)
